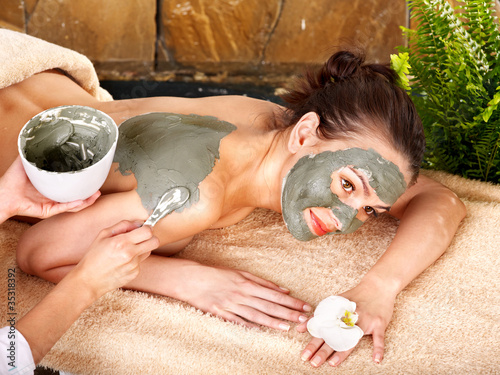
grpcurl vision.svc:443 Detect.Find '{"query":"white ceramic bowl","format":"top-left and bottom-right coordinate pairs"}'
top-left (18, 105), bottom-right (118, 202)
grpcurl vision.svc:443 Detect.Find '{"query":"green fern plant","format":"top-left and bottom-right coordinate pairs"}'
top-left (398, 0), bottom-right (500, 183)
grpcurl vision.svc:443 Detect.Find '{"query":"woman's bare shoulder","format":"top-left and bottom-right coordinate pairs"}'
top-left (198, 96), bottom-right (285, 130)
top-left (151, 174), bottom-right (227, 244)
top-left (105, 95), bottom-right (284, 130)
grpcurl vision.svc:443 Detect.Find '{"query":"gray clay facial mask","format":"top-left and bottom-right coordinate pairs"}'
top-left (22, 107), bottom-right (114, 172)
top-left (281, 148), bottom-right (407, 241)
top-left (114, 112), bottom-right (236, 214)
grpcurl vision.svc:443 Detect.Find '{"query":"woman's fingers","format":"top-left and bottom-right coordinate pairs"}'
top-left (135, 251), bottom-right (152, 263)
top-left (295, 320), bottom-right (309, 333)
top-left (298, 318), bottom-right (387, 369)
top-left (372, 328), bottom-right (385, 364)
top-left (238, 295), bottom-right (309, 327)
top-left (103, 221), bottom-right (159, 248)
top-left (117, 232), bottom-right (158, 264)
top-left (244, 278), bottom-right (311, 314)
top-left (216, 308), bottom-right (258, 329)
top-left (301, 339), bottom-right (355, 368)
top-left (125, 226), bottom-right (160, 248)
top-left (101, 220), bottom-right (141, 238)
top-left (297, 319), bottom-right (355, 368)
top-left (328, 347), bottom-right (355, 367)
top-left (66, 191), bottom-right (101, 212)
top-left (301, 338), bottom-right (323, 361)
top-left (228, 303), bottom-right (296, 331)
top-left (240, 270), bottom-right (289, 293)
top-left (180, 266), bottom-right (312, 332)
top-left (138, 235), bottom-right (160, 253)
top-left (199, 269), bottom-right (311, 328)
top-left (301, 338), bottom-right (335, 367)
top-left (94, 221), bottom-right (159, 263)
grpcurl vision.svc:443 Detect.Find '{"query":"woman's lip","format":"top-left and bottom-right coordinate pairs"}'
top-left (310, 210), bottom-right (330, 236)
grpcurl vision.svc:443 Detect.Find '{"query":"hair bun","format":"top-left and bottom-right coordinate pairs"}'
top-left (324, 50), bottom-right (365, 84)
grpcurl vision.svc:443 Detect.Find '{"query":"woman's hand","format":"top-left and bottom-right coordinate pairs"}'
top-left (297, 279), bottom-right (396, 367)
top-left (177, 264), bottom-right (312, 330)
top-left (295, 176), bottom-right (466, 368)
top-left (0, 156), bottom-right (100, 220)
top-left (71, 220), bottom-right (160, 299)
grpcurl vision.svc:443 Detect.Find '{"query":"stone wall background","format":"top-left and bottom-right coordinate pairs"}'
top-left (1, 0), bottom-right (499, 84)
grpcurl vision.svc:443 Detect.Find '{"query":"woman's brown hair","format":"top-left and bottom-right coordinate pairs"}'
top-left (278, 49), bottom-right (425, 184)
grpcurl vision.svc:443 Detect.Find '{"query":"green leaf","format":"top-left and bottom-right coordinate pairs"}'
top-left (399, 0), bottom-right (500, 183)
top-left (475, 89), bottom-right (500, 122)
top-left (390, 52), bottom-right (411, 91)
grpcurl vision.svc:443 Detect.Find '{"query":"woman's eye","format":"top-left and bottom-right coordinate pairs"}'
top-left (341, 178), bottom-right (353, 192)
top-left (364, 206), bottom-right (378, 217)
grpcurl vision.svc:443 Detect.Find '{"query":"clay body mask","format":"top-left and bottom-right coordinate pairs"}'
top-left (22, 107), bottom-right (114, 172)
top-left (281, 148), bottom-right (407, 241)
top-left (114, 112), bottom-right (236, 213)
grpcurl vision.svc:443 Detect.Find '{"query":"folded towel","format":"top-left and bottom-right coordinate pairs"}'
top-left (0, 170), bottom-right (498, 374)
top-left (0, 28), bottom-right (112, 101)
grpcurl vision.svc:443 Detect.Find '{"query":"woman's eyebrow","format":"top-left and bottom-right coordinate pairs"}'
top-left (349, 167), bottom-right (391, 212)
top-left (374, 205), bottom-right (391, 212)
top-left (350, 167), bottom-right (370, 197)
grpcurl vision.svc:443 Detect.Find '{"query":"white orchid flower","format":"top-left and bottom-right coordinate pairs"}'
top-left (307, 296), bottom-right (364, 352)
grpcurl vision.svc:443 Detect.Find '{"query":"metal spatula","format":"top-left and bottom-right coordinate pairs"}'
top-left (143, 186), bottom-right (190, 227)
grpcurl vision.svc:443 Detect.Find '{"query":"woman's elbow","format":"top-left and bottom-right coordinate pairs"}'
top-left (449, 190), bottom-right (467, 222)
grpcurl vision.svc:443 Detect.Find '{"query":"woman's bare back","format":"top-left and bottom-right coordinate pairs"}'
top-left (5, 70), bottom-right (286, 258)
top-left (0, 69), bottom-right (280, 171)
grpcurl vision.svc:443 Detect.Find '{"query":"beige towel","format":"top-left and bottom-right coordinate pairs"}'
top-left (0, 170), bottom-right (499, 375)
top-left (0, 28), bottom-right (112, 101)
top-left (0, 28), bottom-right (498, 374)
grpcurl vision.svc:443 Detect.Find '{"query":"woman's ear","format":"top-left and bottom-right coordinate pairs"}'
top-left (287, 112), bottom-right (321, 154)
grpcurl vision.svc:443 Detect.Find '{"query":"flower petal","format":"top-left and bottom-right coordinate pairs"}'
top-left (307, 296), bottom-right (364, 352)
top-left (315, 296), bottom-right (353, 317)
top-left (306, 316), bottom-right (322, 338)
top-left (322, 325), bottom-right (364, 352)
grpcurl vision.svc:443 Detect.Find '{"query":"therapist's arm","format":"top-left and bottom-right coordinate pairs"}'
top-left (16, 269), bottom-right (97, 364)
top-left (16, 221), bottom-right (159, 364)
top-left (1, 157), bottom-right (159, 363)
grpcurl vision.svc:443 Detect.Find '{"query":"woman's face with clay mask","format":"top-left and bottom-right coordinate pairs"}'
top-left (281, 147), bottom-right (408, 241)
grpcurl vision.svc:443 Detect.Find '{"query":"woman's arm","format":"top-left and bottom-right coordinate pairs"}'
top-left (125, 255), bottom-right (311, 329)
top-left (299, 175), bottom-right (466, 367)
top-left (17, 185), bottom-right (311, 331)
top-left (362, 175), bottom-right (466, 293)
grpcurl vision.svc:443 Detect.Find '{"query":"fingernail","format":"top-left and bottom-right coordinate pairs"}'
top-left (303, 304), bottom-right (312, 312)
top-left (278, 323), bottom-right (290, 331)
top-left (299, 315), bottom-right (308, 323)
top-left (374, 354), bottom-right (381, 364)
top-left (329, 355), bottom-right (340, 366)
top-left (279, 286), bottom-right (289, 292)
top-left (311, 355), bottom-right (321, 367)
top-left (301, 350), bottom-right (311, 361)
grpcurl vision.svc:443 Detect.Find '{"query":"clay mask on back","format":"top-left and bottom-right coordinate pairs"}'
top-left (114, 113), bottom-right (236, 214)
top-left (281, 148), bottom-right (407, 241)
